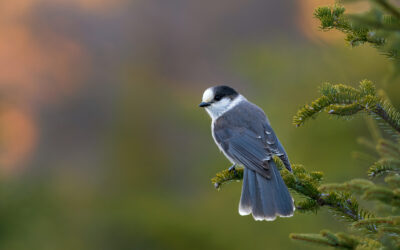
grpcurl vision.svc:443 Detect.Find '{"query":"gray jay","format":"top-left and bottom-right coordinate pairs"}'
top-left (199, 85), bottom-right (295, 221)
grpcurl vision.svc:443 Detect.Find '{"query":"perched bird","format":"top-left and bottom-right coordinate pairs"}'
top-left (199, 85), bottom-right (295, 221)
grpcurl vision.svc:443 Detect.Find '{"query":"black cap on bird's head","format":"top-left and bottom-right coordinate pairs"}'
top-left (199, 85), bottom-right (239, 107)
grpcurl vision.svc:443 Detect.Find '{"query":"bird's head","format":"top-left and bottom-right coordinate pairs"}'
top-left (199, 85), bottom-right (240, 119)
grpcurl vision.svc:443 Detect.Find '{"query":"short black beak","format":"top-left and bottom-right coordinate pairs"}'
top-left (199, 102), bottom-right (211, 107)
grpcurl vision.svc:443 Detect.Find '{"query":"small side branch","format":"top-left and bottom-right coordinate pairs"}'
top-left (374, 103), bottom-right (400, 133)
top-left (289, 231), bottom-right (360, 249)
top-left (293, 80), bottom-right (400, 135)
top-left (211, 168), bottom-right (243, 189)
top-left (290, 231), bottom-right (381, 249)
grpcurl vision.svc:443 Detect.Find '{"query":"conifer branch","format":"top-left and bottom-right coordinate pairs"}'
top-left (368, 140), bottom-right (400, 177)
top-left (368, 162), bottom-right (399, 177)
top-left (319, 179), bottom-right (375, 195)
top-left (362, 186), bottom-right (400, 207)
top-left (314, 5), bottom-right (385, 47)
top-left (285, 2), bottom-right (400, 249)
top-left (320, 177), bottom-right (400, 208)
top-left (211, 168), bottom-right (244, 189)
top-left (289, 230), bottom-right (364, 249)
top-left (212, 157), bottom-right (375, 225)
top-left (352, 216), bottom-right (400, 227)
top-left (314, 4), bottom-right (400, 62)
top-left (294, 80), bottom-right (400, 134)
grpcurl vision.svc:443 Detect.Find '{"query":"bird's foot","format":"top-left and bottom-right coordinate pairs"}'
top-left (228, 164), bottom-right (237, 176)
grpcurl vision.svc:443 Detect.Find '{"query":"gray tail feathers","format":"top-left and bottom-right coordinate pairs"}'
top-left (239, 162), bottom-right (295, 221)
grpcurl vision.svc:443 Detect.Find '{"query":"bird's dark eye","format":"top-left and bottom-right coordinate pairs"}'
top-left (214, 95), bottom-right (222, 101)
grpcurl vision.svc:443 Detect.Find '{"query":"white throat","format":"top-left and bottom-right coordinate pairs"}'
top-left (205, 95), bottom-right (246, 121)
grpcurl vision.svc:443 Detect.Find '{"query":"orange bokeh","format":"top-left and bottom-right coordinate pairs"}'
top-left (0, 1), bottom-right (90, 106)
top-left (0, 0), bottom-right (103, 173)
top-left (296, 0), bottom-right (343, 43)
top-left (296, 0), bottom-right (370, 43)
top-left (0, 106), bottom-right (36, 174)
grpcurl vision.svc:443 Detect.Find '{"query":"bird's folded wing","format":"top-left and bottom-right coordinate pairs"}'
top-left (212, 101), bottom-right (292, 174)
top-left (216, 128), bottom-right (273, 179)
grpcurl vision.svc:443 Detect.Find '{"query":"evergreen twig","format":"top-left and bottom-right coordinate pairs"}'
top-left (293, 80), bottom-right (400, 134)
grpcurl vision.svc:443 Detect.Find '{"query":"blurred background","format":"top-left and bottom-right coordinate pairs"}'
top-left (1, 0), bottom-right (399, 249)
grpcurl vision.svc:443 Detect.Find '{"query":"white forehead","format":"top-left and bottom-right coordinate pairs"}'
top-left (202, 88), bottom-right (214, 102)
